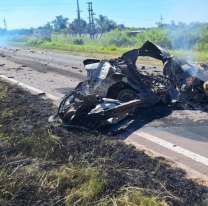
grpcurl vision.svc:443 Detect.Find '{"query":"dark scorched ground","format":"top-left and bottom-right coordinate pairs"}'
top-left (0, 79), bottom-right (208, 206)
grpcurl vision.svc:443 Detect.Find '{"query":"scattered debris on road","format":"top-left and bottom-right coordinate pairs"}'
top-left (51, 41), bottom-right (208, 128)
top-left (8, 48), bottom-right (19, 54)
top-left (0, 53), bottom-right (5, 57)
top-left (200, 62), bottom-right (208, 71)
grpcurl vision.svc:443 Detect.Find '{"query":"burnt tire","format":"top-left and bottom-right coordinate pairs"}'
top-left (117, 89), bottom-right (138, 102)
top-left (107, 82), bottom-right (139, 101)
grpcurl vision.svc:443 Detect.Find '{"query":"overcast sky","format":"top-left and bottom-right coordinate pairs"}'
top-left (0, 0), bottom-right (207, 30)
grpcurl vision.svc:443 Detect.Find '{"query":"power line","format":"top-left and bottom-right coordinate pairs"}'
top-left (0, 3), bottom-right (77, 7)
top-left (0, 0), bottom-right (206, 11)
top-left (0, 7), bottom-right (76, 11)
top-left (108, 16), bottom-right (156, 21)
top-left (95, 0), bottom-right (207, 11)
top-left (0, 0), bottom-right (151, 7)
top-left (1, 0), bottom-right (206, 8)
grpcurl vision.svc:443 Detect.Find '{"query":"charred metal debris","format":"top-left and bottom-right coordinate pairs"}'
top-left (50, 41), bottom-right (208, 128)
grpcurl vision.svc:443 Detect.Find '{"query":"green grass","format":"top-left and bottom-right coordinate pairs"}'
top-left (4, 126), bottom-right (61, 158)
top-left (0, 82), bottom-right (8, 99)
top-left (170, 50), bottom-right (208, 63)
top-left (0, 163), bottom-right (167, 206)
top-left (0, 106), bottom-right (23, 120)
top-left (99, 188), bottom-right (167, 206)
top-left (25, 37), bottom-right (129, 55)
top-left (49, 165), bottom-right (106, 205)
top-left (38, 40), bottom-right (208, 63)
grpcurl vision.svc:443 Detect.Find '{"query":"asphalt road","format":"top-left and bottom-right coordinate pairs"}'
top-left (1, 46), bottom-right (208, 182)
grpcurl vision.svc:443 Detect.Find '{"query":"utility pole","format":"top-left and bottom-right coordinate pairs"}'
top-left (77, 0), bottom-right (82, 37)
top-left (91, 3), bottom-right (95, 39)
top-left (87, 2), bottom-right (92, 39)
top-left (160, 15), bottom-right (163, 28)
top-left (3, 18), bottom-right (7, 30)
top-left (87, 2), bottom-right (95, 39)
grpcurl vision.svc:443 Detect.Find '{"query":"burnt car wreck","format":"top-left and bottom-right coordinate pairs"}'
top-left (50, 41), bottom-right (208, 128)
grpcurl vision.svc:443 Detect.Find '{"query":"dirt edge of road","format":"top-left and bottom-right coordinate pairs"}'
top-left (0, 78), bottom-right (208, 206)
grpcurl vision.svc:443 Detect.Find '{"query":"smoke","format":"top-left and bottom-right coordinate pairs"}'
top-left (166, 22), bottom-right (208, 80)
top-left (196, 70), bottom-right (208, 81)
top-left (0, 37), bottom-right (8, 47)
top-left (0, 28), bottom-right (32, 47)
top-left (0, 28), bottom-right (7, 46)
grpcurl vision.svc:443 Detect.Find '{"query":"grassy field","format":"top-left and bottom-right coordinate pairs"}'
top-left (7, 35), bottom-right (208, 67)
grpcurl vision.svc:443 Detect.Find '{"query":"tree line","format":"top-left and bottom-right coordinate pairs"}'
top-left (38, 15), bottom-right (118, 35)
top-left (80, 21), bottom-right (208, 51)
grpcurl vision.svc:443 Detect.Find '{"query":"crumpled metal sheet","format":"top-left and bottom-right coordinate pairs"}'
top-left (139, 41), bottom-right (171, 62)
top-left (200, 63), bottom-right (208, 71)
top-left (52, 41), bottom-right (208, 128)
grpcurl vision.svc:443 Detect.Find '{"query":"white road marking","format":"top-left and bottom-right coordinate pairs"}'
top-left (0, 75), bottom-right (60, 101)
top-left (134, 131), bottom-right (208, 166)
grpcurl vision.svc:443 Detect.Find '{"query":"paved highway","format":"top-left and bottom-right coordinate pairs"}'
top-left (0, 47), bottom-right (208, 183)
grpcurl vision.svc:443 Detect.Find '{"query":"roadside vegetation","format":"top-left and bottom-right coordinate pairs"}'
top-left (6, 21), bottom-right (208, 63)
top-left (1, 14), bottom-right (208, 63)
top-left (0, 79), bottom-right (207, 205)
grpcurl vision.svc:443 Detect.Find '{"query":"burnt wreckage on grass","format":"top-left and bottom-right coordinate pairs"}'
top-left (51, 41), bottom-right (208, 127)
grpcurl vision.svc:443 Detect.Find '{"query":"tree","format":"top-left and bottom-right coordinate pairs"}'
top-left (94, 15), bottom-right (108, 34)
top-left (155, 22), bottom-right (163, 28)
top-left (178, 22), bottom-right (186, 29)
top-left (52, 15), bottom-right (69, 31)
top-left (69, 19), bottom-right (87, 34)
top-left (38, 22), bottom-right (53, 31)
top-left (104, 19), bottom-right (117, 32)
top-left (170, 20), bottom-right (176, 30)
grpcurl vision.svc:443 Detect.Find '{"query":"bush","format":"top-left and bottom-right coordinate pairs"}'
top-left (26, 37), bottom-right (51, 46)
top-left (106, 45), bottom-right (117, 51)
top-left (195, 34), bottom-right (208, 51)
top-left (26, 37), bottom-right (39, 46)
top-left (99, 29), bottom-right (135, 47)
top-left (72, 38), bottom-right (84, 45)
